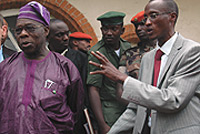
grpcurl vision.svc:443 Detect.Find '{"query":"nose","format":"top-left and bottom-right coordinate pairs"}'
top-left (145, 17), bottom-right (151, 26)
top-left (137, 25), bottom-right (142, 31)
top-left (18, 29), bottom-right (29, 38)
top-left (63, 34), bottom-right (69, 41)
top-left (106, 29), bottom-right (113, 35)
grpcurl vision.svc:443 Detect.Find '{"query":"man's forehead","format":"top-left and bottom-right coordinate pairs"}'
top-left (16, 18), bottom-right (42, 26)
top-left (52, 23), bottom-right (69, 32)
top-left (145, 1), bottom-right (165, 14)
top-left (54, 22), bottom-right (68, 29)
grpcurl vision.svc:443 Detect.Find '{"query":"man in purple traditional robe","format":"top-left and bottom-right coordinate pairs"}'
top-left (0, 1), bottom-right (84, 134)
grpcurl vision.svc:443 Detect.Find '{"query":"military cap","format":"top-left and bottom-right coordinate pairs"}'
top-left (131, 11), bottom-right (145, 24)
top-left (97, 11), bottom-right (126, 25)
top-left (69, 32), bottom-right (92, 40)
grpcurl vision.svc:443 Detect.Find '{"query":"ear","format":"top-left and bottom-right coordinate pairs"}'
top-left (170, 12), bottom-right (177, 25)
top-left (44, 26), bottom-right (50, 37)
top-left (72, 40), bottom-right (79, 46)
top-left (1, 24), bottom-right (8, 39)
top-left (120, 27), bottom-right (125, 35)
top-left (100, 27), bottom-right (104, 34)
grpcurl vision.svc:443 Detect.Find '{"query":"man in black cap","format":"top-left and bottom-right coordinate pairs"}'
top-left (87, 11), bottom-right (130, 134)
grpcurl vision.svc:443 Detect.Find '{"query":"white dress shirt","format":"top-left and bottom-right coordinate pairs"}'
top-left (0, 45), bottom-right (4, 63)
top-left (123, 32), bottom-right (178, 88)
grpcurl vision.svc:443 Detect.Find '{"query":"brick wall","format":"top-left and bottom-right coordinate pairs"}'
top-left (0, 0), bottom-right (136, 46)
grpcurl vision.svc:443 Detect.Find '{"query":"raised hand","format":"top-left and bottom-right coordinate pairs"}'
top-left (89, 51), bottom-right (128, 83)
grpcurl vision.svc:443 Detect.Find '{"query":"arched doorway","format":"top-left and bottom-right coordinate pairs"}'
top-left (0, 0), bottom-right (98, 49)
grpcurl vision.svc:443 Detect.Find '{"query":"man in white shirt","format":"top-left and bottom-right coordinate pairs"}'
top-left (89, 0), bottom-right (200, 134)
top-left (0, 14), bottom-right (5, 62)
top-left (0, 14), bottom-right (16, 62)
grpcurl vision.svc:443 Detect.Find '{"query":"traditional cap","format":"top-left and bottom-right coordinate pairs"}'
top-left (69, 32), bottom-right (92, 40)
top-left (131, 11), bottom-right (145, 24)
top-left (97, 11), bottom-right (125, 25)
top-left (17, 1), bottom-right (50, 26)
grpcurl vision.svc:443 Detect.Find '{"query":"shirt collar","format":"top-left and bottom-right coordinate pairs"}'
top-left (0, 45), bottom-right (4, 62)
top-left (61, 48), bottom-right (69, 56)
top-left (156, 32), bottom-right (178, 56)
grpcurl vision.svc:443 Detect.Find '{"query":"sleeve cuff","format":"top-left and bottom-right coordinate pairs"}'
top-left (123, 76), bottom-right (131, 89)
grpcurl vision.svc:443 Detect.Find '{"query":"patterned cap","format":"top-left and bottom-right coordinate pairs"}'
top-left (18, 1), bottom-right (50, 26)
top-left (97, 11), bottom-right (126, 25)
top-left (131, 11), bottom-right (145, 24)
top-left (69, 32), bottom-right (92, 40)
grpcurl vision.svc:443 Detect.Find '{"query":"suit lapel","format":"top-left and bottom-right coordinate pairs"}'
top-left (158, 34), bottom-right (183, 87)
top-left (135, 52), bottom-right (155, 133)
top-left (149, 51), bottom-right (156, 85)
top-left (139, 50), bottom-right (155, 85)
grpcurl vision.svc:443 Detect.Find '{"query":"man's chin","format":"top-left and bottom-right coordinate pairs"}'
top-left (104, 40), bottom-right (114, 45)
top-left (148, 34), bottom-right (157, 40)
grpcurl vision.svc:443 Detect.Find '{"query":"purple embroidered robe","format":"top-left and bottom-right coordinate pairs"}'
top-left (0, 51), bottom-right (84, 134)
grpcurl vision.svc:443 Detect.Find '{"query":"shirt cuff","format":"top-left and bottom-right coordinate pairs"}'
top-left (123, 76), bottom-right (130, 89)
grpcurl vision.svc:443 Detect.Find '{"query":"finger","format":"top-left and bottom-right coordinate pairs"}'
top-left (90, 70), bottom-right (103, 75)
top-left (91, 51), bottom-right (106, 64)
top-left (89, 61), bottom-right (101, 68)
top-left (95, 51), bottom-right (109, 62)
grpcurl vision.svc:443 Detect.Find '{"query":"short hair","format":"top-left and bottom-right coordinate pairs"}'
top-left (50, 19), bottom-right (64, 25)
top-left (48, 19), bottom-right (65, 38)
top-left (0, 14), bottom-right (4, 27)
top-left (149, 0), bottom-right (179, 24)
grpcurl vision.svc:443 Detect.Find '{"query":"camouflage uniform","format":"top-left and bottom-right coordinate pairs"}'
top-left (119, 43), bottom-right (154, 78)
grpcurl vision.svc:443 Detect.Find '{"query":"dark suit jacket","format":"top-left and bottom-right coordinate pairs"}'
top-left (64, 48), bottom-right (88, 89)
top-left (2, 45), bottom-right (16, 59)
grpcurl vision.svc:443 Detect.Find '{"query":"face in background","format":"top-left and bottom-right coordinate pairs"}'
top-left (0, 24), bottom-right (3, 45)
top-left (134, 21), bottom-right (149, 42)
top-left (75, 39), bottom-right (91, 53)
top-left (1, 19), bottom-right (8, 45)
top-left (144, 0), bottom-right (177, 45)
top-left (101, 24), bottom-right (124, 48)
top-left (15, 19), bottom-right (49, 56)
top-left (48, 21), bottom-right (69, 54)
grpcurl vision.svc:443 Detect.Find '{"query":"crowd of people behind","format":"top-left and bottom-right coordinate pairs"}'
top-left (0, 0), bottom-right (199, 134)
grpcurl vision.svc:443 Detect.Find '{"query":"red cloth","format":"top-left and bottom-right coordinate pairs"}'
top-left (153, 49), bottom-right (164, 86)
top-left (131, 11), bottom-right (145, 23)
top-left (69, 32), bottom-right (92, 40)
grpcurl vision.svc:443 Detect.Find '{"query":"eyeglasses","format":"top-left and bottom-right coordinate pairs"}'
top-left (144, 12), bottom-right (171, 21)
top-left (14, 24), bottom-right (43, 35)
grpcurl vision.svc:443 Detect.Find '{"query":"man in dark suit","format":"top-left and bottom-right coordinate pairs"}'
top-left (89, 0), bottom-right (200, 134)
top-left (0, 14), bottom-right (16, 62)
top-left (48, 19), bottom-right (88, 86)
top-left (47, 19), bottom-right (88, 134)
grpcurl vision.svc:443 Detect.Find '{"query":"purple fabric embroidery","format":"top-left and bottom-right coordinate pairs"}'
top-left (22, 61), bottom-right (36, 111)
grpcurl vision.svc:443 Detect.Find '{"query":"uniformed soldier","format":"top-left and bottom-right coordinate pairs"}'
top-left (119, 11), bottom-right (156, 79)
top-left (87, 11), bottom-right (131, 134)
top-left (69, 32), bottom-right (92, 54)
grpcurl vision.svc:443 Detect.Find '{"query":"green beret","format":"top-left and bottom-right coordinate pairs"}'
top-left (97, 11), bottom-right (126, 25)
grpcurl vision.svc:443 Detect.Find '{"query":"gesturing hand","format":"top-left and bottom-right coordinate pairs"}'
top-left (89, 51), bottom-right (128, 83)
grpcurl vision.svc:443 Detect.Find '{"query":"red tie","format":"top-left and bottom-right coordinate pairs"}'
top-left (153, 49), bottom-right (164, 87)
